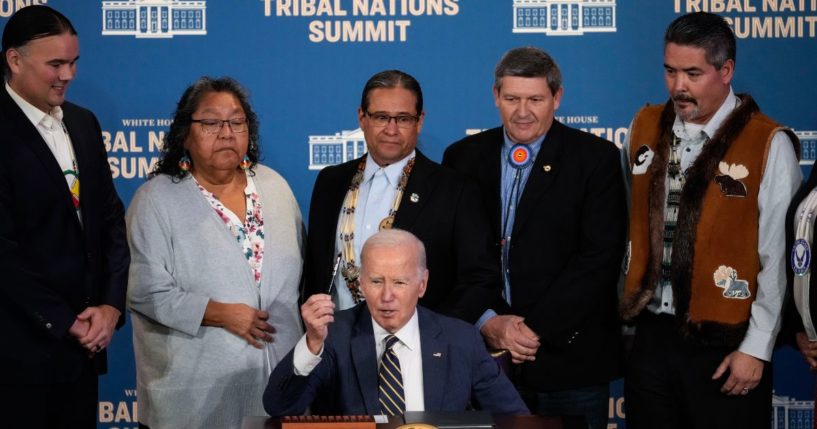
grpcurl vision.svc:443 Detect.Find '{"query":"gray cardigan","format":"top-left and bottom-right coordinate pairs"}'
top-left (127, 165), bottom-right (303, 429)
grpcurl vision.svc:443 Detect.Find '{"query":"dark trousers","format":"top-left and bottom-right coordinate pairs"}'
top-left (0, 362), bottom-right (98, 428)
top-left (519, 384), bottom-right (608, 429)
top-left (624, 313), bottom-right (772, 429)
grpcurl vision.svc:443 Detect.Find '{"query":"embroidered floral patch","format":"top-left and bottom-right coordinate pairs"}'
top-left (714, 162), bottom-right (748, 197)
top-left (632, 145), bottom-right (654, 175)
top-left (713, 265), bottom-right (751, 299)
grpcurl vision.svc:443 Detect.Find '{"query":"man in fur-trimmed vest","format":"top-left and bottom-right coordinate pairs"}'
top-left (620, 12), bottom-right (801, 429)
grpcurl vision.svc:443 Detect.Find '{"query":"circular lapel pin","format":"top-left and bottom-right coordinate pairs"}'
top-left (410, 193), bottom-right (419, 203)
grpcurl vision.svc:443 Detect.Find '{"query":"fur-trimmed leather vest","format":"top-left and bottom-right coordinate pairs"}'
top-left (620, 95), bottom-right (798, 347)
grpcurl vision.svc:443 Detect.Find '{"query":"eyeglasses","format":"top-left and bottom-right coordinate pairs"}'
top-left (191, 118), bottom-right (249, 134)
top-left (364, 111), bottom-right (420, 129)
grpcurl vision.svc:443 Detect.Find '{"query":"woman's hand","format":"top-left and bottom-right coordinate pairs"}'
top-left (203, 300), bottom-right (275, 349)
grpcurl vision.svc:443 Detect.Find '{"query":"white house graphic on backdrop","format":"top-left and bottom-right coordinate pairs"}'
top-left (772, 394), bottom-right (814, 428)
top-left (102, 0), bottom-right (206, 38)
top-left (308, 128), bottom-right (367, 170)
top-left (797, 130), bottom-right (817, 165)
top-left (512, 0), bottom-right (616, 36)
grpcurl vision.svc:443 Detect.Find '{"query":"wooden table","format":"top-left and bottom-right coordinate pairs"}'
top-left (241, 414), bottom-right (564, 429)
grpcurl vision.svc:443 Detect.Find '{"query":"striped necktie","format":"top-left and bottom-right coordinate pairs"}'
top-left (378, 334), bottom-right (405, 415)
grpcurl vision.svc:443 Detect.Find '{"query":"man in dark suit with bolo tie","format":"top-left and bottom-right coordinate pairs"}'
top-left (443, 47), bottom-right (626, 428)
top-left (0, 6), bottom-right (129, 428)
top-left (301, 69), bottom-right (501, 325)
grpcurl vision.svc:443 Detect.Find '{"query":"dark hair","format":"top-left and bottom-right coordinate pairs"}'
top-left (494, 46), bottom-right (562, 96)
top-left (665, 12), bottom-right (736, 69)
top-left (360, 70), bottom-right (423, 115)
top-left (151, 76), bottom-right (261, 179)
top-left (2, 5), bottom-right (76, 79)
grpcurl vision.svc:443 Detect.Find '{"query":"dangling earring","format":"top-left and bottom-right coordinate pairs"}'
top-left (179, 153), bottom-right (191, 172)
top-left (239, 154), bottom-right (251, 171)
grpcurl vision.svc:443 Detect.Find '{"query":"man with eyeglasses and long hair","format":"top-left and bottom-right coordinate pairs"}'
top-left (302, 69), bottom-right (501, 329)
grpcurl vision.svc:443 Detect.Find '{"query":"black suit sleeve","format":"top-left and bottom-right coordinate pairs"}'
top-left (263, 345), bottom-right (337, 416)
top-left (441, 178), bottom-right (503, 323)
top-left (301, 167), bottom-right (338, 303)
top-left (88, 112), bottom-right (129, 326)
top-left (526, 144), bottom-right (626, 347)
top-left (468, 326), bottom-right (529, 415)
top-left (0, 175), bottom-right (77, 338)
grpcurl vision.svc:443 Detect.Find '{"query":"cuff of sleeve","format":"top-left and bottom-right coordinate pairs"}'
top-left (175, 294), bottom-right (212, 337)
top-left (738, 328), bottom-right (775, 362)
top-left (476, 309), bottom-right (498, 330)
top-left (293, 334), bottom-right (323, 376)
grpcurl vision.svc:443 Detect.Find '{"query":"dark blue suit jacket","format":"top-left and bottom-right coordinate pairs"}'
top-left (443, 123), bottom-right (626, 391)
top-left (0, 86), bottom-right (129, 383)
top-left (263, 305), bottom-right (528, 416)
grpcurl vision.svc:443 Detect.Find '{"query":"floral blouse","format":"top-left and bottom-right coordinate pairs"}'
top-left (194, 172), bottom-right (265, 285)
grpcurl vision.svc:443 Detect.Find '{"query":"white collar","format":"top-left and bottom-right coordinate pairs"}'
top-left (371, 307), bottom-right (420, 352)
top-left (363, 150), bottom-right (415, 187)
top-left (5, 82), bottom-right (64, 131)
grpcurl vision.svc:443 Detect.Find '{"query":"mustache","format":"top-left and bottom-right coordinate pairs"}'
top-left (672, 94), bottom-right (697, 104)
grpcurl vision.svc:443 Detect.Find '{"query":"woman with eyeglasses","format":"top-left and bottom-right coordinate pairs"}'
top-left (126, 76), bottom-right (303, 429)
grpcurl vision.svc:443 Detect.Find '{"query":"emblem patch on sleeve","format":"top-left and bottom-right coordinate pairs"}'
top-left (712, 265), bottom-right (751, 299)
top-left (632, 145), bottom-right (654, 175)
top-left (714, 162), bottom-right (748, 197)
top-left (792, 238), bottom-right (811, 276)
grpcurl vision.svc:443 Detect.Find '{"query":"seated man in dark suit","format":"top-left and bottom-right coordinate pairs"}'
top-left (264, 229), bottom-right (528, 416)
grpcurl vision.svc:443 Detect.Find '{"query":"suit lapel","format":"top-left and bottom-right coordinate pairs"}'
top-left (393, 151), bottom-right (436, 230)
top-left (513, 121), bottom-right (566, 234)
top-left (325, 160), bottom-right (360, 228)
top-left (351, 306), bottom-right (381, 414)
top-left (480, 133), bottom-right (504, 237)
top-left (419, 307), bottom-right (447, 411)
top-left (62, 108), bottom-right (90, 183)
top-left (0, 89), bottom-right (79, 220)
top-left (62, 107), bottom-right (93, 231)
top-left (317, 159), bottom-right (361, 285)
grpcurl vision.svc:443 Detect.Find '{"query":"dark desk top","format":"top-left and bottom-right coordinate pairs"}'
top-left (241, 415), bottom-right (563, 429)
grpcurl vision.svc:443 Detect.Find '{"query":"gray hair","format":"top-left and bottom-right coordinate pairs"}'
top-left (494, 46), bottom-right (562, 95)
top-left (361, 229), bottom-right (427, 276)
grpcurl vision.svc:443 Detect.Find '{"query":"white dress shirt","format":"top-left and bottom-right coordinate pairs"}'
top-left (6, 82), bottom-right (82, 221)
top-left (621, 88), bottom-right (802, 361)
top-left (6, 83), bottom-right (76, 184)
top-left (293, 309), bottom-right (425, 411)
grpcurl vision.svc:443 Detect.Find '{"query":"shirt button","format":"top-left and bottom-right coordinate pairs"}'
top-left (663, 302), bottom-right (669, 307)
top-left (685, 148), bottom-right (691, 152)
top-left (45, 323), bottom-right (52, 329)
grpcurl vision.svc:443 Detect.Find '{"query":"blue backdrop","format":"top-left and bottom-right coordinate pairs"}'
top-left (2, 1), bottom-right (816, 427)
